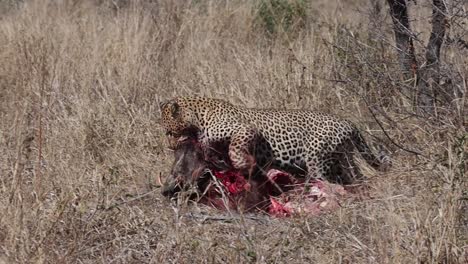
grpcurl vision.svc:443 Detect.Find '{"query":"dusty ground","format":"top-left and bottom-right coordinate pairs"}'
top-left (0, 0), bottom-right (466, 263)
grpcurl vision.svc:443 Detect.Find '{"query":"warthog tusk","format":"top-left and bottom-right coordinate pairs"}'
top-left (156, 172), bottom-right (163, 186)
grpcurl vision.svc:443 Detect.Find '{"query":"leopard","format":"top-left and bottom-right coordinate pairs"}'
top-left (160, 96), bottom-right (388, 184)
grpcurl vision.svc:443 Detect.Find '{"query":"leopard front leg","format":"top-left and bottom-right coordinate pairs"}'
top-left (228, 124), bottom-right (258, 177)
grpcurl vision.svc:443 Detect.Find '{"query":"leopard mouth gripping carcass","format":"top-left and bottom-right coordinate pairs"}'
top-left (160, 96), bottom-right (388, 195)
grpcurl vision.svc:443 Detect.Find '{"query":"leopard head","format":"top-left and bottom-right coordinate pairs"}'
top-left (160, 99), bottom-right (199, 146)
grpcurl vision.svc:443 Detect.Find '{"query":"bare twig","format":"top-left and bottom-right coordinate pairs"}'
top-left (105, 189), bottom-right (160, 211)
top-left (344, 77), bottom-right (427, 157)
top-left (366, 102), bottom-right (426, 157)
top-left (185, 212), bottom-right (269, 224)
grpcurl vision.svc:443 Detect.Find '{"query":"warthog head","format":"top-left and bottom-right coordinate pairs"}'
top-left (161, 138), bottom-right (211, 197)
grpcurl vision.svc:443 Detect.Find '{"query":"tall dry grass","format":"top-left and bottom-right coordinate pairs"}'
top-left (0, 0), bottom-right (466, 263)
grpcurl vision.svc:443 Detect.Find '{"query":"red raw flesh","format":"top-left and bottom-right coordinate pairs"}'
top-left (212, 170), bottom-right (249, 195)
top-left (200, 168), bottom-right (348, 217)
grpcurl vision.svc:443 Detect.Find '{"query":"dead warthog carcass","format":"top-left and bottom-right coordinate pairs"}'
top-left (161, 138), bottom-right (357, 217)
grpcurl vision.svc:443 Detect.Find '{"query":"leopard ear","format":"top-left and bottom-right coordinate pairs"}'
top-left (160, 100), bottom-right (180, 118)
top-left (169, 102), bottom-right (180, 118)
top-left (159, 101), bottom-right (168, 110)
top-left (159, 100), bottom-right (173, 111)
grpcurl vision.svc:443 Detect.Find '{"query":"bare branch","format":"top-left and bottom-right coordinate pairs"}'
top-left (386, 0), bottom-right (418, 78)
top-left (426, 0), bottom-right (448, 66)
top-left (417, 0), bottom-right (448, 114)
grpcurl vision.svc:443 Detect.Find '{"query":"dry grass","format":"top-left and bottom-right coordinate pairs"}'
top-left (0, 0), bottom-right (466, 263)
